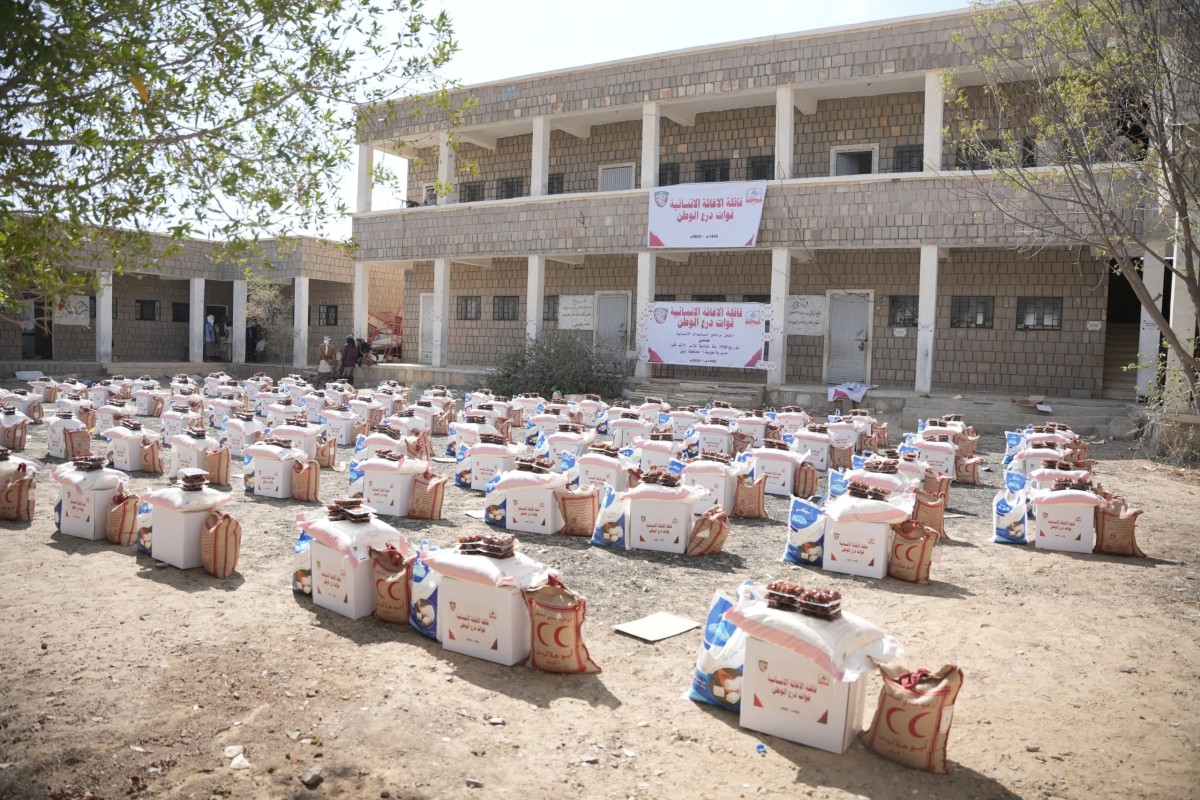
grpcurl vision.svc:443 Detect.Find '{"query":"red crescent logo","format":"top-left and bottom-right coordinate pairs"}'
top-left (905, 544), bottom-right (918, 562)
top-left (885, 705), bottom-right (904, 736)
top-left (536, 621), bottom-right (551, 648)
top-left (386, 581), bottom-right (407, 602)
top-left (552, 625), bottom-right (570, 649)
top-left (907, 711), bottom-right (931, 739)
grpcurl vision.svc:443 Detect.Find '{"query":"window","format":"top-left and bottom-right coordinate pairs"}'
top-left (950, 296), bottom-right (994, 329)
top-left (493, 295), bottom-right (519, 321)
top-left (696, 160), bottom-right (730, 183)
top-left (1016, 297), bottom-right (1063, 331)
top-left (654, 294), bottom-right (676, 301)
top-left (957, 138), bottom-right (1036, 170)
top-left (693, 294), bottom-right (726, 302)
top-left (743, 294), bottom-right (770, 303)
top-left (543, 295), bottom-right (559, 322)
top-left (599, 163), bottom-right (635, 191)
top-left (172, 302), bottom-right (189, 323)
top-left (460, 181), bottom-right (484, 203)
top-left (889, 295), bottom-right (919, 327)
top-left (134, 299), bottom-right (160, 321)
top-left (892, 144), bottom-right (924, 173)
top-left (747, 155), bottom-right (774, 181)
top-left (456, 295), bottom-right (481, 321)
top-left (831, 146), bottom-right (876, 176)
top-left (547, 174), bottom-right (564, 195)
top-left (496, 177), bottom-right (522, 199)
top-left (316, 305), bottom-right (338, 326)
top-left (658, 163), bottom-right (680, 186)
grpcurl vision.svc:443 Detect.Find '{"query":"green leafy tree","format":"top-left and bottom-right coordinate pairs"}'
top-left (949, 0), bottom-right (1200, 413)
top-left (0, 0), bottom-right (459, 322)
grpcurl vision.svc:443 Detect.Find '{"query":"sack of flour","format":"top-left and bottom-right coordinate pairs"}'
top-left (555, 485), bottom-right (600, 536)
top-left (993, 489), bottom-right (1028, 544)
top-left (731, 474), bottom-right (767, 519)
top-left (370, 542), bottom-right (415, 624)
top-left (405, 430), bottom-right (433, 461)
top-left (911, 490), bottom-right (946, 535)
top-left (687, 506), bottom-right (731, 556)
top-left (0, 474), bottom-right (36, 522)
top-left (205, 445), bottom-right (231, 486)
top-left (590, 485), bottom-right (631, 549)
top-left (139, 438), bottom-right (164, 473)
top-left (106, 492), bottom-right (150, 546)
top-left (201, 511), bottom-right (241, 579)
top-left (292, 531), bottom-right (313, 594)
top-left (409, 542), bottom-right (441, 639)
top-left (1094, 496), bottom-right (1146, 557)
top-left (794, 460), bottom-right (820, 499)
top-left (688, 584), bottom-right (752, 711)
top-left (64, 428), bottom-right (91, 460)
top-left (862, 664), bottom-right (964, 773)
top-left (889, 520), bottom-right (939, 583)
top-left (408, 469), bottom-right (447, 520)
top-left (954, 455), bottom-right (982, 485)
top-left (522, 578), bottom-right (601, 674)
top-left (291, 460), bottom-right (321, 502)
top-left (315, 437), bottom-right (337, 469)
top-left (783, 496), bottom-right (825, 566)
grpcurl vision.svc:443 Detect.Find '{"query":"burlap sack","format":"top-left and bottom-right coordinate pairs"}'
top-left (922, 473), bottom-right (953, 503)
top-left (731, 474), bottom-right (767, 519)
top-left (315, 437), bottom-right (337, 468)
top-left (201, 511), bottom-right (241, 579)
top-left (953, 456), bottom-right (982, 485)
top-left (863, 664), bottom-right (964, 774)
top-left (368, 406), bottom-right (385, 427)
top-left (507, 407), bottom-right (524, 428)
top-left (291, 460), bottom-right (321, 502)
top-left (555, 485), bottom-right (600, 536)
top-left (1094, 497), bottom-right (1145, 557)
top-left (432, 406), bottom-right (453, 436)
top-left (63, 428), bottom-right (92, 460)
top-left (76, 408), bottom-right (97, 431)
top-left (873, 422), bottom-right (889, 447)
top-left (0, 475), bottom-right (35, 522)
top-left (408, 470), bottom-right (447, 519)
top-left (764, 422), bottom-right (783, 441)
top-left (369, 544), bottom-right (414, 624)
top-left (857, 432), bottom-right (878, 453)
top-left (139, 438), bottom-right (164, 473)
top-left (41, 386), bottom-right (59, 404)
top-left (521, 579), bottom-right (601, 674)
top-left (405, 430), bottom-right (433, 460)
top-left (567, 411), bottom-right (583, 426)
top-left (352, 419), bottom-right (370, 441)
top-left (26, 400), bottom-right (44, 423)
top-left (911, 490), bottom-right (946, 535)
top-left (494, 418), bottom-right (512, 443)
top-left (829, 444), bottom-right (854, 470)
top-left (148, 395), bottom-right (165, 417)
top-left (731, 431), bottom-right (755, 455)
top-left (106, 493), bottom-right (140, 546)
top-left (205, 446), bottom-right (231, 486)
top-left (793, 461), bottom-right (820, 499)
top-left (686, 506), bottom-right (731, 556)
top-left (957, 434), bottom-right (979, 458)
top-left (2, 421), bottom-right (28, 451)
top-left (889, 520), bottom-right (939, 583)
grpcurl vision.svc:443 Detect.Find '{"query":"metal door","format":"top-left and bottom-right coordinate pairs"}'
top-left (418, 293), bottom-right (434, 364)
top-left (825, 292), bottom-right (872, 383)
top-left (594, 294), bottom-right (628, 357)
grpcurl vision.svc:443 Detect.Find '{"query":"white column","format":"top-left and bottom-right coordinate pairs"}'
top-left (293, 276), bottom-right (309, 368)
top-left (633, 252), bottom-right (657, 378)
top-left (432, 258), bottom-right (452, 367)
top-left (526, 255), bottom-right (546, 342)
top-left (768, 248), bottom-right (791, 387)
top-left (1135, 255), bottom-right (1165, 400)
top-left (1167, 243), bottom-right (1197, 401)
top-left (915, 246), bottom-right (940, 394)
top-left (437, 131), bottom-right (456, 206)
top-left (531, 117), bottom-right (551, 196)
top-left (357, 142), bottom-right (373, 213)
top-left (774, 86), bottom-right (795, 179)
top-left (353, 262), bottom-right (370, 340)
top-left (640, 102), bottom-right (660, 189)
top-left (231, 279), bottom-right (247, 364)
top-left (95, 271), bottom-right (113, 363)
top-left (923, 70), bottom-right (945, 172)
top-left (189, 277), bottom-right (205, 363)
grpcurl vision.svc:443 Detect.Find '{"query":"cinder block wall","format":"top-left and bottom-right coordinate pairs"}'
top-left (305, 279), bottom-right (354, 366)
top-left (795, 93), bottom-right (926, 176)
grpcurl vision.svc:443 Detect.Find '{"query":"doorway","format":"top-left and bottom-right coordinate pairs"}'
top-left (594, 293), bottom-right (629, 359)
top-left (21, 300), bottom-right (53, 360)
top-left (1102, 267), bottom-right (1142, 400)
top-left (824, 291), bottom-right (873, 383)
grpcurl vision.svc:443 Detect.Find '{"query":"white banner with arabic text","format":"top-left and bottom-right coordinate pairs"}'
top-left (647, 181), bottom-right (767, 248)
top-left (641, 302), bottom-right (767, 369)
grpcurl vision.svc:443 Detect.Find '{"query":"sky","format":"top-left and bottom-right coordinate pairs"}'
top-left (336, 0), bottom-right (974, 237)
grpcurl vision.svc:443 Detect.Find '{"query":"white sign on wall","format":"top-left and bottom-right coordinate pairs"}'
top-left (647, 181), bottom-right (768, 249)
top-left (53, 296), bottom-right (90, 327)
top-left (558, 295), bottom-right (594, 330)
top-left (785, 295), bottom-right (826, 336)
top-left (642, 302), bottom-right (767, 369)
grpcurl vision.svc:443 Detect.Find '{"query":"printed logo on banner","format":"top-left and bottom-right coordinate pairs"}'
top-left (653, 308), bottom-right (669, 324)
top-left (654, 191), bottom-right (670, 208)
top-left (745, 187), bottom-right (764, 204)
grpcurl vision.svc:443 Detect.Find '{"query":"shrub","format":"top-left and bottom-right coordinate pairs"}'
top-left (487, 333), bottom-right (627, 399)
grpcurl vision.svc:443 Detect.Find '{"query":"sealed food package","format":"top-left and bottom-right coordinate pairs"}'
top-left (862, 664), bottom-right (964, 773)
top-left (523, 578), bottom-right (601, 673)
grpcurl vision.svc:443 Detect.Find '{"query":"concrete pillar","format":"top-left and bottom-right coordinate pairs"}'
top-left (526, 255), bottom-right (546, 342)
top-left (1167, 242), bottom-right (1198, 408)
top-left (357, 142), bottom-right (373, 213)
top-left (1135, 255), bottom-right (1165, 400)
top-left (923, 70), bottom-right (945, 172)
top-left (774, 86), bottom-right (795, 179)
top-left (437, 131), bottom-right (456, 206)
top-left (640, 102), bottom-right (660, 189)
top-left (353, 262), bottom-right (370, 340)
top-left (767, 248), bottom-right (791, 387)
top-left (915, 246), bottom-right (940, 394)
top-left (634, 252), bottom-right (657, 378)
top-left (293, 276), bottom-right (309, 368)
top-left (231, 279), bottom-right (247, 364)
top-left (189, 278), bottom-right (205, 363)
top-left (531, 117), bottom-right (551, 196)
top-left (432, 258), bottom-right (452, 367)
top-left (95, 271), bottom-right (113, 364)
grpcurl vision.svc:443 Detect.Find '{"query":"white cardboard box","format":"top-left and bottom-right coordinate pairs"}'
top-left (578, 455), bottom-right (628, 494)
top-left (628, 498), bottom-right (694, 554)
top-left (791, 433), bottom-right (830, 471)
top-left (325, 414), bottom-right (358, 446)
top-left (150, 506), bottom-right (210, 569)
top-left (501, 488), bottom-right (563, 535)
top-left (471, 452), bottom-right (517, 492)
top-left (109, 436), bottom-right (142, 472)
top-left (696, 427), bottom-right (734, 456)
top-left (823, 519), bottom-right (892, 580)
top-left (58, 485), bottom-right (118, 540)
top-left (753, 450), bottom-right (804, 496)
top-left (438, 577), bottom-right (531, 666)
top-left (734, 417), bottom-right (769, 446)
top-left (310, 540), bottom-right (376, 620)
top-left (739, 636), bottom-right (866, 754)
top-left (252, 457), bottom-right (295, 499)
top-left (681, 468), bottom-right (735, 515)
top-left (362, 469), bottom-right (415, 516)
top-left (1033, 502), bottom-right (1096, 554)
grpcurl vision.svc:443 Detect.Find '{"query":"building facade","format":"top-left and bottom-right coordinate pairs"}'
top-left (351, 6), bottom-right (1189, 401)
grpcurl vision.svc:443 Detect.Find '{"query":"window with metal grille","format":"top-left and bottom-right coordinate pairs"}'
top-left (892, 144), bottom-right (924, 173)
top-left (172, 302), bottom-right (189, 323)
top-left (88, 296), bottom-right (118, 320)
top-left (316, 305), bottom-right (338, 326)
top-left (543, 295), bottom-right (558, 322)
top-left (599, 164), bottom-right (634, 191)
top-left (547, 174), bottom-right (564, 195)
top-left (889, 295), bottom-right (919, 327)
top-left (693, 294), bottom-right (726, 302)
top-left (957, 138), bottom-right (1036, 170)
top-left (696, 160), bottom-right (730, 183)
top-left (658, 163), bottom-right (680, 186)
top-left (654, 294), bottom-right (676, 301)
top-left (460, 181), bottom-right (484, 202)
top-left (496, 177), bottom-right (522, 199)
top-left (747, 155), bottom-right (774, 180)
top-left (743, 294), bottom-right (770, 303)
top-left (950, 296), bottom-right (994, 329)
top-left (1016, 297), bottom-right (1063, 330)
top-left (493, 296), bottom-right (519, 321)
top-left (134, 299), bottom-right (160, 321)
top-left (456, 295), bottom-right (481, 321)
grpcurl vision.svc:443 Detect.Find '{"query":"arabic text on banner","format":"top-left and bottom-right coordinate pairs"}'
top-left (647, 181), bottom-right (768, 249)
top-left (641, 302), bottom-right (767, 369)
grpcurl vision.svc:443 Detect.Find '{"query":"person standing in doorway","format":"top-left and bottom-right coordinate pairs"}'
top-left (204, 315), bottom-right (217, 362)
top-left (340, 335), bottom-right (359, 385)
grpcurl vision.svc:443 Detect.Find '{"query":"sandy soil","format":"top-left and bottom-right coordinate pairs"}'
top-left (0, 391), bottom-right (1197, 800)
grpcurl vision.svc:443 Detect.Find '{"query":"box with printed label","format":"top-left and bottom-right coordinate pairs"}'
top-left (1033, 502), bottom-right (1096, 554)
top-left (437, 577), bottom-right (530, 666)
top-left (628, 497), bottom-right (695, 554)
top-left (58, 485), bottom-right (119, 540)
top-left (310, 540), bottom-right (376, 620)
top-left (823, 519), bottom-right (892, 580)
top-left (150, 507), bottom-right (210, 569)
top-left (362, 469), bottom-right (415, 517)
top-left (471, 449), bottom-right (517, 492)
top-left (503, 488), bottom-right (563, 535)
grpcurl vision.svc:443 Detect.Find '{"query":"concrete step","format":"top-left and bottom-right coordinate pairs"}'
top-left (623, 378), bottom-right (766, 409)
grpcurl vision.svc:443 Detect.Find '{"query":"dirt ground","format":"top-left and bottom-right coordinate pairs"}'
top-left (0, 385), bottom-right (1198, 800)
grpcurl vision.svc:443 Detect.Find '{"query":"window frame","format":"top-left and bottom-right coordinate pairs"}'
top-left (460, 180), bottom-right (485, 203)
top-left (658, 163), bottom-right (680, 186)
top-left (134, 299), bottom-right (160, 322)
top-left (316, 304), bottom-right (339, 327)
top-left (950, 296), bottom-right (995, 329)
top-left (891, 144), bottom-right (924, 173)
top-left (543, 295), bottom-right (559, 322)
top-left (456, 295), bottom-right (481, 321)
top-left (493, 295), bottom-right (520, 322)
top-left (546, 173), bottom-right (564, 195)
top-left (830, 144), bottom-right (879, 176)
top-left (496, 176), bottom-right (523, 200)
top-left (696, 159), bottom-right (731, 183)
top-left (598, 162), bottom-right (636, 192)
top-left (889, 295), bottom-right (919, 327)
top-left (747, 155), bottom-right (774, 181)
top-left (1015, 296), bottom-right (1064, 331)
